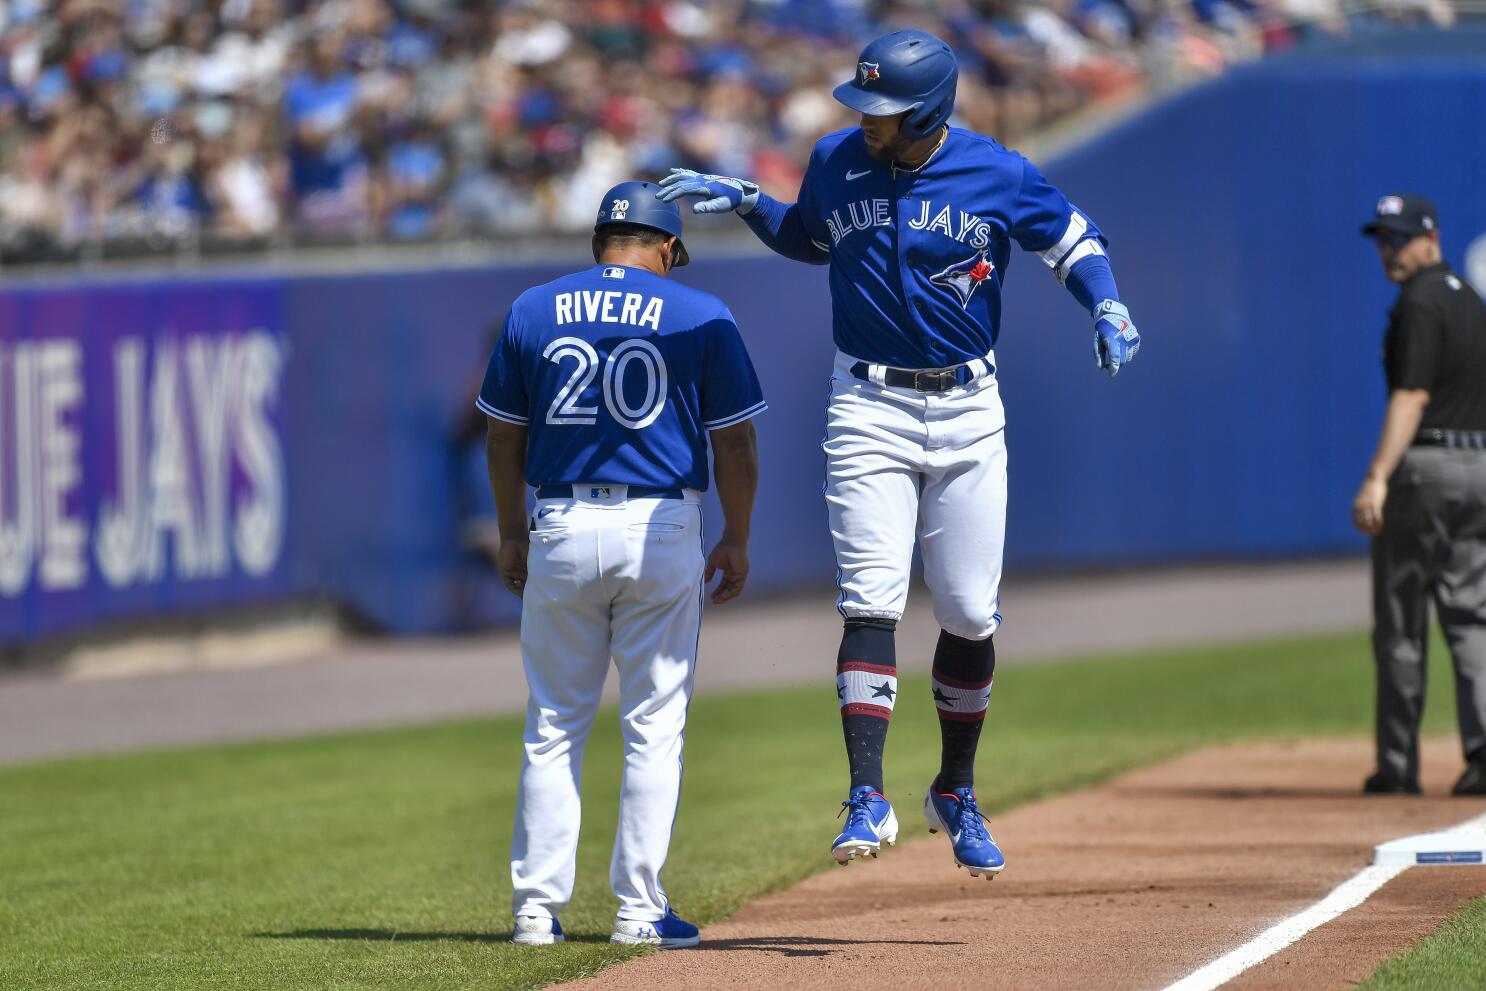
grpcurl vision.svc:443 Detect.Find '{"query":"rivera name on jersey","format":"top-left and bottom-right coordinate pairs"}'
top-left (478, 265), bottom-right (766, 492)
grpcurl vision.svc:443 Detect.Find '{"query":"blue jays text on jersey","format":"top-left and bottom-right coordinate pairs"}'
top-left (746, 126), bottom-right (1111, 369)
top-left (478, 264), bottom-right (766, 491)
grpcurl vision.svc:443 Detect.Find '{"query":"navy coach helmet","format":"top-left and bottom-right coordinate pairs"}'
top-left (833, 29), bottom-right (958, 141)
top-left (595, 179), bottom-right (689, 267)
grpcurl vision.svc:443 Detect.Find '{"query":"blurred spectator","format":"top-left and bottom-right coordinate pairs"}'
top-left (125, 122), bottom-right (211, 241)
top-left (0, 0), bottom-right (1459, 263)
top-left (284, 29), bottom-right (371, 234)
top-left (383, 119), bottom-right (448, 238)
top-left (206, 105), bottom-right (285, 238)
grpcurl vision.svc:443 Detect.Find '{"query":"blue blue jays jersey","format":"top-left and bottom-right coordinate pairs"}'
top-left (793, 126), bottom-right (1106, 368)
top-left (478, 264), bottom-right (766, 491)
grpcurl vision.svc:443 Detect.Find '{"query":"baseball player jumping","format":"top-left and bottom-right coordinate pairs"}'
top-left (481, 181), bottom-right (765, 947)
top-left (658, 29), bottom-right (1140, 878)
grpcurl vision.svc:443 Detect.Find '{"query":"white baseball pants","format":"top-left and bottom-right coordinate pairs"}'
top-left (824, 351), bottom-right (1008, 640)
top-left (510, 487), bottom-right (704, 923)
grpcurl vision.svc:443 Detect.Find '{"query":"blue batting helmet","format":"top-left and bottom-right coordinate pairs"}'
top-left (595, 179), bottom-right (689, 267)
top-left (832, 29), bottom-right (957, 141)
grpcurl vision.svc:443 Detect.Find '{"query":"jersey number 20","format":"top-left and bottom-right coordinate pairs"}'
top-left (542, 337), bottom-right (668, 430)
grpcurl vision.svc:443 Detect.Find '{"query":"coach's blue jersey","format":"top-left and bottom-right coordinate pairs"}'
top-left (478, 264), bottom-right (766, 491)
top-left (796, 126), bottom-right (1103, 368)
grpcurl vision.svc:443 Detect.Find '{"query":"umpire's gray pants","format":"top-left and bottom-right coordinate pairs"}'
top-left (1372, 446), bottom-right (1486, 783)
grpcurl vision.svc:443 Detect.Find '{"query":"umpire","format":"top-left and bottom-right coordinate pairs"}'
top-left (1355, 194), bottom-right (1486, 796)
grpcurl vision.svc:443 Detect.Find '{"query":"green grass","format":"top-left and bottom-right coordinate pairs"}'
top-left (0, 628), bottom-right (1472, 990)
top-left (1360, 895), bottom-right (1486, 990)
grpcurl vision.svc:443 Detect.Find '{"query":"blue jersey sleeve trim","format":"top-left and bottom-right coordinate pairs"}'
top-left (476, 396), bottom-right (528, 425)
top-left (704, 400), bottom-right (768, 430)
top-left (742, 194), bottom-right (830, 265)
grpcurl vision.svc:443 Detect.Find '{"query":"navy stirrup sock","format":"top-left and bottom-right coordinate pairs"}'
top-left (931, 631), bottom-right (996, 791)
top-left (837, 619), bottom-right (898, 792)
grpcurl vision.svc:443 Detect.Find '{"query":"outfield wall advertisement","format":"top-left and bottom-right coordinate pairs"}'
top-left (0, 284), bottom-right (291, 641)
top-left (3, 46), bottom-right (1484, 643)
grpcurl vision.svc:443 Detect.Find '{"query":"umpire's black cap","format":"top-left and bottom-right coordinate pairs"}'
top-left (1361, 194), bottom-right (1438, 238)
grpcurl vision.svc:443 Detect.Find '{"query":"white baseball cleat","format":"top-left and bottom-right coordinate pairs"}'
top-left (511, 915), bottom-right (565, 945)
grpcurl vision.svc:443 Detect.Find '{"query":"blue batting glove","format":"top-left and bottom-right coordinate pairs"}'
top-left (656, 168), bottom-right (760, 215)
top-left (1092, 299), bottom-right (1141, 379)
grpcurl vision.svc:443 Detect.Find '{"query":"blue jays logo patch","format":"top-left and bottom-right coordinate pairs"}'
top-left (931, 250), bottom-right (996, 308)
top-left (858, 61), bottom-right (880, 85)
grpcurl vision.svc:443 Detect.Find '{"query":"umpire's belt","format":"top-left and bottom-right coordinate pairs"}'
top-left (535, 484), bottom-right (686, 501)
top-left (1413, 428), bottom-right (1486, 450)
top-left (849, 356), bottom-right (994, 393)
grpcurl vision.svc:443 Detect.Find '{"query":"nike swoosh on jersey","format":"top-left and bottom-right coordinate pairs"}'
top-left (845, 169), bottom-right (871, 181)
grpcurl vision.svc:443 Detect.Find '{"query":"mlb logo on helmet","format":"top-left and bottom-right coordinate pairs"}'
top-left (1377, 196), bottom-right (1404, 216)
top-left (859, 61), bottom-right (880, 84)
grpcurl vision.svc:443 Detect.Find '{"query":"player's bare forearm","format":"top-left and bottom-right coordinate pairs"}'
top-left (1366, 389), bottom-right (1430, 483)
top-left (484, 419), bottom-right (530, 542)
top-left (710, 420), bottom-right (758, 544)
top-left (707, 420), bottom-right (758, 603)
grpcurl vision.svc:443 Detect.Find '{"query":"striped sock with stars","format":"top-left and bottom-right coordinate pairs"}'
top-left (836, 619), bottom-right (898, 793)
top-left (931, 631), bottom-right (995, 791)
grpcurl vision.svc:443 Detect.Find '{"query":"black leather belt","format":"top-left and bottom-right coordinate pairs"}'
top-left (535, 484), bottom-right (685, 500)
top-left (848, 360), bottom-right (987, 393)
top-left (1414, 429), bottom-right (1486, 450)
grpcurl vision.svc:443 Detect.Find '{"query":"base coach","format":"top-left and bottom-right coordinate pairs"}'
top-left (1354, 194), bottom-right (1486, 796)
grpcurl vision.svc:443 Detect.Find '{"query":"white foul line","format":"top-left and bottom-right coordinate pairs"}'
top-left (1157, 865), bottom-right (1406, 991)
top-left (1158, 811), bottom-right (1486, 991)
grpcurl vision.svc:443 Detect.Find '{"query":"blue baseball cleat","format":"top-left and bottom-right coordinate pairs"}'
top-left (831, 785), bottom-right (900, 865)
top-left (610, 906), bottom-right (700, 949)
top-left (511, 915), bottom-right (564, 945)
top-left (924, 783), bottom-right (1006, 879)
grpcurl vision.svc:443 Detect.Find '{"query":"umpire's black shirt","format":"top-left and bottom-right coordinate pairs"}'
top-left (1383, 262), bottom-right (1486, 430)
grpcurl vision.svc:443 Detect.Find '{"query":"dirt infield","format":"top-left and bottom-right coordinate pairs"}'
top-left (561, 739), bottom-right (1486, 991)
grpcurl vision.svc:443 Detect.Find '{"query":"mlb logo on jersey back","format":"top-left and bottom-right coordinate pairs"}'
top-left (602, 267), bottom-right (626, 279)
top-left (859, 61), bottom-right (880, 84)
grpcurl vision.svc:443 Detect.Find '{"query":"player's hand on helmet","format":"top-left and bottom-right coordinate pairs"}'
top-left (656, 168), bottom-right (760, 216)
top-left (498, 537), bottom-right (530, 598)
top-left (1092, 299), bottom-right (1140, 379)
top-left (705, 539), bottom-right (750, 604)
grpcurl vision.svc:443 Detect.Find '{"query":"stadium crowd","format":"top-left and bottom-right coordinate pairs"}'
top-left (0, 0), bottom-right (1460, 262)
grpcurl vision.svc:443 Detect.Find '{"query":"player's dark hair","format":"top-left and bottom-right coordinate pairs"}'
top-left (592, 223), bottom-right (680, 266)
top-left (594, 223), bottom-right (670, 252)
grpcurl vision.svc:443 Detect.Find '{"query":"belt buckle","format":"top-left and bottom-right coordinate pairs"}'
top-left (913, 368), bottom-right (953, 393)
